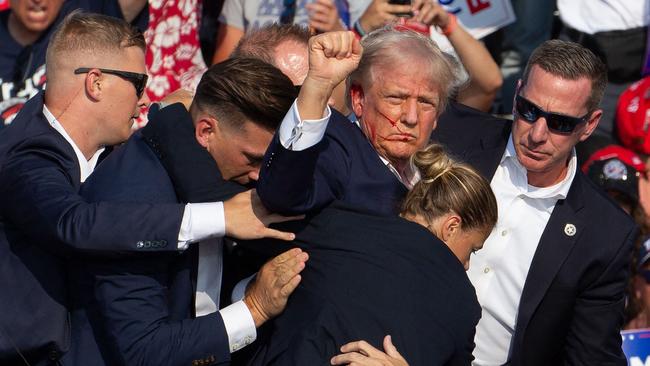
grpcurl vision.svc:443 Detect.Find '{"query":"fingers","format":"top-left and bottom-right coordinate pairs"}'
top-left (273, 247), bottom-right (304, 263)
top-left (313, 31), bottom-right (358, 59)
top-left (331, 352), bottom-right (382, 365)
top-left (279, 273), bottom-right (302, 297)
top-left (413, 1), bottom-right (444, 25)
top-left (261, 227), bottom-right (297, 241)
top-left (382, 336), bottom-right (405, 360)
top-left (340, 340), bottom-right (384, 359)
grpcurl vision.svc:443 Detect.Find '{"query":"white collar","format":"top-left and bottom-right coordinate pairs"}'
top-left (43, 105), bottom-right (104, 182)
top-left (501, 135), bottom-right (576, 200)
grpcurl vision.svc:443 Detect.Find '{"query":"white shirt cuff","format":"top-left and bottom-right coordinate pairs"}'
top-left (278, 99), bottom-right (331, 151)
top-left (177, 202), bottom-right (225, 250)
top-left (220, 300), bottom-right (257, 353)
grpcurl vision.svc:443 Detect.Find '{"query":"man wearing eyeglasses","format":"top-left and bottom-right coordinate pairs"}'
top-left (0, 12), bottom-right (301, 366)
top-left (432, 39), bottom-right (637, 365)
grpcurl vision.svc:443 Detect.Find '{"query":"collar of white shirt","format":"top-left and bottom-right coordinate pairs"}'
top-left (500, 135), bottom-right (576, 201)
top-left (42, 105), bottom-right (105, 183)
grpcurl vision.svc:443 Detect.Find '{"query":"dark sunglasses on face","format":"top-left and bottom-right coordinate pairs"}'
top-left (74, 67), bottom-right (148, 99)
top-left (514, 94), bottom-right (591, 134)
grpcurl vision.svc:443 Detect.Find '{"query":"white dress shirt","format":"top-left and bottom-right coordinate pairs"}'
top-left (43, 105), bottom-right (255, 352)
top-left (467, 136), bottom-right (577, 365)
top-left (279, 101), bottom-right (418, 187)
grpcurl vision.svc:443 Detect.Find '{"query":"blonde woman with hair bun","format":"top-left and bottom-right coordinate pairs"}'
top-left (242, 144), bottom-right (497, 366)
top-left (401, 144), bottom-right (498, 270)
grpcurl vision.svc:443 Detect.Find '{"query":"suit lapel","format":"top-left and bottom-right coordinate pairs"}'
top-left (465, 136), bottom-right (508, 180)
top-left (513, 175), bottom-right (585, 341)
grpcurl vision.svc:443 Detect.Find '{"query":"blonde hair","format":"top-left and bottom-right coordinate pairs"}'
top-left (402, 144), bottom-right (497, 232)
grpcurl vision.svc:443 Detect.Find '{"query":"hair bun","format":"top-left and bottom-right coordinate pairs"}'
top-left (413, 144), bottom-right (456, 184)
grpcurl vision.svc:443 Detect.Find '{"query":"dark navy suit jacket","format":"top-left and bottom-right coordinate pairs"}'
top-left (432, 102), bottom-right (637, 366)
top-left (257, 109), bottom-right (408, 216)
top-left (0, 94), bottom-right (182, 365)
top-left (240, 202), bottom-right (480, 366)
top-left (71, 103), bottom-right (246, 366)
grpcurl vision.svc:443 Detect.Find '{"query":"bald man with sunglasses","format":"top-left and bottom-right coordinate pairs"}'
top-left (432, 39), bottom-right (637, 365)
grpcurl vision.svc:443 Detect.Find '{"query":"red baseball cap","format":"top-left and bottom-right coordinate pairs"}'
top-left (616, 77), bottom-right (650, 155)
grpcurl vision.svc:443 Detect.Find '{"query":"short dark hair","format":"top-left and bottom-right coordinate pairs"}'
top-left (231, 23), bottom-right (310, 67)
top-left (190, 57), bottom-right (297, 131)
top-left (522, 40), bottom-right (607, 113)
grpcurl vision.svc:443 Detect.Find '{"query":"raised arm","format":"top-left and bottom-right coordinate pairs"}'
top-left (411, 1), bottom-right (501, 111)
top-left (256, 31), bottom-right (362, 215)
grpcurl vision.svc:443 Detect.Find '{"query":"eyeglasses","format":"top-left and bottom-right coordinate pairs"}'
top-left (74, 67), bottom-right (148, 98)
top-left (514, 94), bottom-right (591, 134)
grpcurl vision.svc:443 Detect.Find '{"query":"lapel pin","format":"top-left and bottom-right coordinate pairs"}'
top-left (564, 223), bottom-right (577, 237)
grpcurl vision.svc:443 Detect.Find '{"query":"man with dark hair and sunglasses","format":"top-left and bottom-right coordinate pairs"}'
top-left (0, 12), bottom-right (303, 366)
top-left (432, 39), bottom-right (637, 365)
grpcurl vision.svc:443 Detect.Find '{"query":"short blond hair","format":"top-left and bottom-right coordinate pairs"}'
top-left (45, 12), bottom-right (145, 77)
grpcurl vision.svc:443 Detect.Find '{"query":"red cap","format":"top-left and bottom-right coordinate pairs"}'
top-left (582, 145), bottom-right (646, 174)
top-left (616, 76), bottom-right (650, 155)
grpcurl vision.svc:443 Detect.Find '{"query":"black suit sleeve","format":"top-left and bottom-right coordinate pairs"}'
top-left (563, 227), bottom-right (636, 365)
top-left (0, 135), bottom-right (183, 254)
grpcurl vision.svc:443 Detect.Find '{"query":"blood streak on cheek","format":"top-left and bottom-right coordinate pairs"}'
top-left (374, 109), bottom-right (409, 141)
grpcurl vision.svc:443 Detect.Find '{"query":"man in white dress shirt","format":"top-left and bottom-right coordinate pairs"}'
top-left (433, 39), bottom-right (638, 365)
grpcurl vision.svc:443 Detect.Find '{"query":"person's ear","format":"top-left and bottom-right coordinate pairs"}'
top-left (84, 69), bottom-right (103, 101)
top-left (350, 83), bottom-right (364, 119)
top-left (195, 115), bottom-right (218, 151)
top-left (578, 109), bottom-right (602, 142)
top-left (440, 214), bottom-right (461, 243)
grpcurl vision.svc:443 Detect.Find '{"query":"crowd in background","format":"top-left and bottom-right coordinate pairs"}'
top-left (1, 0), bottom-right (650, 365)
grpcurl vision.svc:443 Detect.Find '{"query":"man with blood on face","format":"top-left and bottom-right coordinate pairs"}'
top-left (257, 26), bottom-right (457, 216)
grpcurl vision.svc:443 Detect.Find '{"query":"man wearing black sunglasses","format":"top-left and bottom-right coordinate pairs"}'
top-left (432, 39), bottom-right (637, 365)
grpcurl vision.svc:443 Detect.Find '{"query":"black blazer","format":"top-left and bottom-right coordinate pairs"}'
top-left (432, 102), bottom-right (637, 365)
top-left (239, 202), bottom-right (480, 366)
top-left (257, 109), bottom-right (408, 216)
top-left (71, 103), bottom-right (246, 366)
top-left (0, 94), bottom-right (183, 365)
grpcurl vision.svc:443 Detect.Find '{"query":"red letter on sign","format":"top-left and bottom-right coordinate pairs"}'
top-left (467, 0), bottom-right (491, 14)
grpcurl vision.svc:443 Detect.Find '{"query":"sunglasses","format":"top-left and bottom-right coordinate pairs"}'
top-left (514, 94), bottom-right (591, 134)
top-left (74, 67), bottom-right (148, 98)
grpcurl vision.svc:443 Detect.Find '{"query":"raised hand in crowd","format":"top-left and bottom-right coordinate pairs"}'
top-left (298, 30), bottom-right (362, 120)
top-left (409, 0), bottom-right (450, 28)
top-left (331, 336), bottom-right (409, 366)
top-left (224, 190), bottom-right (304, 241)
top-left (306, 0), bottom-right (347, 33)
top-left (244, 248), bottom-right (309, 327)
top-left (357, 0), bottom-right (413, 33)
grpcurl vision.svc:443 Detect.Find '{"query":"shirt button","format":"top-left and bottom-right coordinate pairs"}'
top-left (484, 267), bottom-right (490, 274)
top-left (501, 229), bottom-right (508, 236)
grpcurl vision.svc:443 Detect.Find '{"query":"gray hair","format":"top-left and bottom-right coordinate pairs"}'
top-left (348, 26), bottom-right (458, 116)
